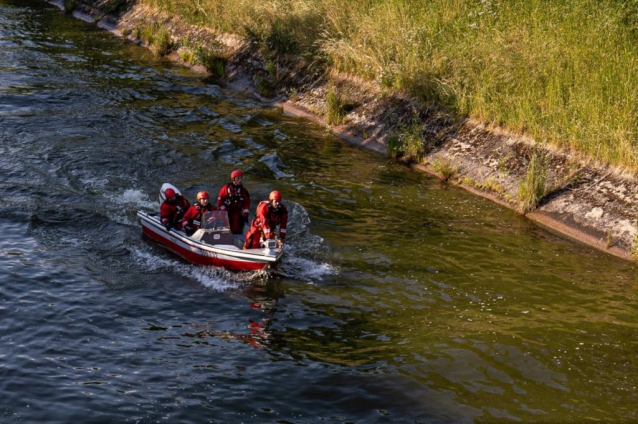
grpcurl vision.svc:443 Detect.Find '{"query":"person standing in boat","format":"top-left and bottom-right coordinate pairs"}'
top-left (181, 190), bottom-right (217, 236)
top-left (244, 190), bottom-right (288, 249)
top-left (217, 169), bottom-right (250, 234)
top-left (160, 188), bottom-right (190, 231)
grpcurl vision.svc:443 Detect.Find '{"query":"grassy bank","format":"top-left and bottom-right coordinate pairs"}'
top-left (136, 0), bottom-right (638, 170)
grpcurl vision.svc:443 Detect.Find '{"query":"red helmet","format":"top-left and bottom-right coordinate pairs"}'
top-left (197, 190), bottom-right (209, 201)
top-left (230, 170), bottom-right (244, 179)
top-left (269, 190), bottom-right (282, 201)
top-left (164, 188), bottom-right (176, 198)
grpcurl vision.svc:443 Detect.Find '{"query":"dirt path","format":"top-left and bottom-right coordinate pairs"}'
top-left (59, 0), bottom-right (638, 262)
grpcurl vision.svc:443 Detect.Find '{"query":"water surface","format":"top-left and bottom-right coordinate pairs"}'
top-left (1, 0), bottom-right (638, 422)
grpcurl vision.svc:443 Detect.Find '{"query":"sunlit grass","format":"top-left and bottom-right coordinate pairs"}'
top-left (137, 0), bottom-right (638, 170)
top-left (386, 111), bottom-right (423, 162)
top-left (431, 157), bottom-right (457, 181)
top-left (325, 84), bottom-right (346, 125)
top-left (139, 22), bottom-right (174, 56)
top-left (517, 151), bottom-right (548, 213)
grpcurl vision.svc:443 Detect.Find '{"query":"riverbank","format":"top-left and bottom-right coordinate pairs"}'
top-left (56, 0), bottom-right (638, 262)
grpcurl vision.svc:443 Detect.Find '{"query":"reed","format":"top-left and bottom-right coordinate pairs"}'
top-left (137, 0), bottom-right (638, 170)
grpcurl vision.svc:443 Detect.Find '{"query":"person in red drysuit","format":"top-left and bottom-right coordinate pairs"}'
top-left (181, 190), bottom-right (217, 236)
top-left (217, 169), bottom-right (250, 234)
top-left (243, 190), bottom-right (288, 249)
top-left (160, 187), bottom-right (190, 231)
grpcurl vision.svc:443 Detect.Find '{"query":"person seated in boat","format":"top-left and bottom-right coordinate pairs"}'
top-left (243, 190), bottom-right (288, 249)
top-left (160, 187), bottom-right (190, 232)
top-left (217, 169), bottom-right (250, 234)
top-left (181, 190), bottom-right (217, 236)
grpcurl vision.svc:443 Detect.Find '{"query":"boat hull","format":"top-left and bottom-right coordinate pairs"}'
top-left (138, 211), bottom-right (283, 272)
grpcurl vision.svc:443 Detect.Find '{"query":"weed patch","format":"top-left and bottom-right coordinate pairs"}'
top-left (196, 46), bottom-right (227, 78)
top-left (326, 85), bottom-right (347, 125)
top-left (431, 158), bottom-right (457, 181)
top-left (517, 151), bottom-right (548, 213)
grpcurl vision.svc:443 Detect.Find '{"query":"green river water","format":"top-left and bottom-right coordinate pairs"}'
top-left (1, 0), bottom-right (638, 422)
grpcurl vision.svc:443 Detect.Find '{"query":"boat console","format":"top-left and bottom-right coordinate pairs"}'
top-left (191, 210), bottom-right (244, 249)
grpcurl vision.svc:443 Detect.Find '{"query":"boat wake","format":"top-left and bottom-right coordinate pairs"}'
top-left (131, 247), bottom-right (239, 291)
top-left (106, 188), bottom-right (157, 226)
top-left (275, 202), bottom-right (339, 282)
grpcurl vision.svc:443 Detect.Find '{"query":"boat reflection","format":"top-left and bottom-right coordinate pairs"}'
top-left (183, 279), bottom-right (283, 349)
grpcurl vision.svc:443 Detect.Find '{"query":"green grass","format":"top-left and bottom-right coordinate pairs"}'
top-left (195, 46), bottom-right (227, 78)
top-left (137, 0), bottom-right (638, 170)
top-left (517, 151), bottom-right (548, 213)
top-left (139, 23), bottom-right (174, 56)
top-left (325, 84), bottom-right (346, 125)
top-left (431, 158), bottom-right (457, 181)
top-left (386, 111), bottom-right (424, 162)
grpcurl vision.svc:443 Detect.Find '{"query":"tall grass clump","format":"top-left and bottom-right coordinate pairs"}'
top-left (431, 158), bottom-right (457, 181)
top-left (136, 0), bottom-right (638, 170)
top-left (196, 45), bottom-right (227, 78)
top-left (325, 85), bottom-right (347, 125)
top-left (139, 23), bottom-right (174, 56)
top-left (517, 151), bottom-right (548, 213)
top-left (387, 113), bottom-right (424, 162)
top-left (178, 39), bottom-right (197, 65)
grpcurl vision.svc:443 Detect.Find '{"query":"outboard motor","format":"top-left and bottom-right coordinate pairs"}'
top-left (263, 239), bottom-right (278, 249)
